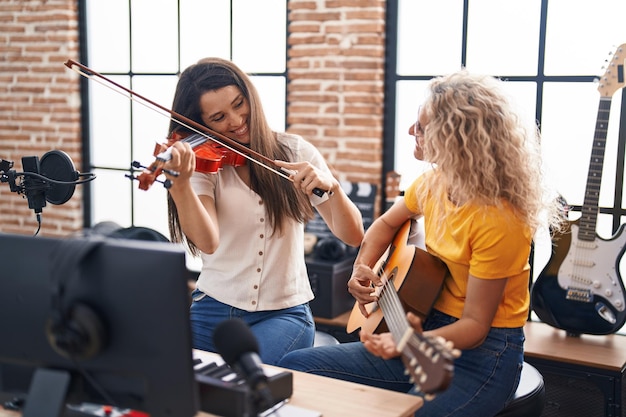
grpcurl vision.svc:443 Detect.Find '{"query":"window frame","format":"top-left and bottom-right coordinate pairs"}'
top-left (77, 0), bottom-right (288, 230)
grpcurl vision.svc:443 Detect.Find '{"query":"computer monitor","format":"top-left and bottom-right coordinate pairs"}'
top-left (0, 233), bottom-right (198, 417)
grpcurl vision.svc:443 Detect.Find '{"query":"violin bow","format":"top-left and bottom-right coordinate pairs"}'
top-left (65, 59), bottom-right (329, 198)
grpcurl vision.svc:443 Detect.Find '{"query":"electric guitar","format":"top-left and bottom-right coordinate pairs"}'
top-left (346, 220), bottom-right (456, 395)
top-left (531, 43), bottom-right (626, 335)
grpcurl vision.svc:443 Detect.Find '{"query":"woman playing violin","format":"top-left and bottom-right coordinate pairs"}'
top-left (162, 57), bottom-right (364, 365)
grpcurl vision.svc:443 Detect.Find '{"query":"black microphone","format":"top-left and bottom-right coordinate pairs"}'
top-left (213, 318), bottom-right (274, 412)
top-left (1, 151), bottom-right (96, 233)
top-left (21, 155), bottom-right (47, 214)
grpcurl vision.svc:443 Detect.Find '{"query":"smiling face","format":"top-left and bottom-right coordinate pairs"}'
top-left (199, 85), bottom-right (251, 144)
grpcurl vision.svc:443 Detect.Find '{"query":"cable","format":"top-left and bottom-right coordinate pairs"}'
top-left (34, 213), bottom-right (41, 236)
top-left (70, 357), bottom-right (119, 409)
top-left (14, 171), bottom-right (96, 185)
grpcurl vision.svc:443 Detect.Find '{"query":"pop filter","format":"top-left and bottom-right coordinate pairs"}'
top-left (39, 150), bottom-right (79, 205)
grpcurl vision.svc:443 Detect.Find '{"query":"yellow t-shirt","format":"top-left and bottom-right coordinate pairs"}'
top-left (404, 172), bottom-right (533, 328)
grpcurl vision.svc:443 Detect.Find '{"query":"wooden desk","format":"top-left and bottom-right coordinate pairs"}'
top-left (524, 320), bottom-right (626, 371)
top-left (523, 321), bottom-right (626, 417)
top-left (0, 353), bottom-right (422, 417)
top-left (273, 366), bottom-right (422, 417)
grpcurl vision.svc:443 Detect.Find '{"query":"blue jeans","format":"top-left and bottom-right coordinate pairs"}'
top-left (278, 310), bottom-right (524, 417)
top-left (189, 289), bottom-right (315, 366)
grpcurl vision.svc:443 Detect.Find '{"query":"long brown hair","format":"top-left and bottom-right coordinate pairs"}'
top-left (167, 58), bottom-right (314, 255)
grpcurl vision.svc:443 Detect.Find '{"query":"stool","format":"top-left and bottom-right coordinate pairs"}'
top-left (314, 330), bottom-right (340, 347)
top-left (495, 362), bottom-right (545, 417)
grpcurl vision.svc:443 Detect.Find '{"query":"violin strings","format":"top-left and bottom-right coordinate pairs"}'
top-left (69, 66), bottom-right (292, 182)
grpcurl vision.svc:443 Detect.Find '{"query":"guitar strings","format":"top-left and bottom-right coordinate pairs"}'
top-left (376, 268), bottom-right (412, 349)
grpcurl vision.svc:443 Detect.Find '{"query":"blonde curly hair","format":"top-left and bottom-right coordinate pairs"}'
top-left (418, 70), bottom-right (563, 233)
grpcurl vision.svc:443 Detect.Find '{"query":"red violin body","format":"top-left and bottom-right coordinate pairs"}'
top-left (136, 131), bottom-right (246, 190)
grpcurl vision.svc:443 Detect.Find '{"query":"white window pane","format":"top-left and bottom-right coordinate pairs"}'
top-left (232, 0), bottom-right (286, 73)
top-left (498, 81), bottom-right (538, 135)
top-left (394, 80), bottom-right (432, 190)
top-left (545, 0), bottom-right (626, 75)
top-left (131, 0), bottom-right (179, 73)
top-left (622, 162), bottom-right (626, 208)
top-left (130, 76), bottom-right (179, 165)
top-left (597, 213), bottom-right (620, 241)
top-left (180, 0), bottom-right (232, 68)
top-left (90, 76), bottom-right (132, 168)
top-left (251, 76), bottom-right (286, 131)
top-left (91, 169), bottom-right (133, 226)
top-left (466, 0), bottom-right (541, 75)
top-left (133, 181), bottom-right (170, 237)
top-left (540, 83), bottom-right (620, 209)
top-left (87, 0), bottom-right (130, 71)
top-left (397, 0), bottom-right (464, 75)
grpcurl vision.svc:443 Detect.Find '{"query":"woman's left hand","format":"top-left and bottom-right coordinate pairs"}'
top-left (361, 312), bottom-right (424, 359)
top-left (361, 331), bottom-right (400, 359)
top-left (274, 160), bottom-right (335, 196)
top-left (163, 141), bottom-right (196, 183)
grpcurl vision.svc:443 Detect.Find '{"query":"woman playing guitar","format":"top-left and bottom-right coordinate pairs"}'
top-left (278, 70), bottom-right (565, 416)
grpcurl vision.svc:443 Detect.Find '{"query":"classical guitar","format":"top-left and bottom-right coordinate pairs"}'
top-left (531, 43), bottom-right (626, 335)
top-left (346, 220), bottom-right (455, 395)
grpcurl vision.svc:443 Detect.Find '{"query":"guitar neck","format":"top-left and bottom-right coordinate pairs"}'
top-left (579, 97), bottom-right (612, 242)
top-left (378, 279), bottom-right (413, 346)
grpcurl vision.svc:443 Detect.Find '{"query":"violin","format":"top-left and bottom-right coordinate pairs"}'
top-left (134, 131), bottom-right (246, 190)
top-left (64, 59), bottom-right (329, 198)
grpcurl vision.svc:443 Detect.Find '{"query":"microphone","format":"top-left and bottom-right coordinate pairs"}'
top-left (213, 318), bottom-right (275, 412)
top-left (1, 150), bottom-right (95, 234)
top-left (21, 155), bottom-right (47, 214)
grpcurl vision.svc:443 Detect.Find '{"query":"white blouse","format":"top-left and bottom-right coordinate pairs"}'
top-left (189, 132), bottom-right (330, 311)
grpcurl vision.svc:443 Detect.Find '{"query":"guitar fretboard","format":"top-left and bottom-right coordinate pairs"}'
top-left (579, 97), bottom-right (611, 242)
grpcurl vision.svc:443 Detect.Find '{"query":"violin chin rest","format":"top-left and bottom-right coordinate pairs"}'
top-left (304, 233), bottom-right (318, 255)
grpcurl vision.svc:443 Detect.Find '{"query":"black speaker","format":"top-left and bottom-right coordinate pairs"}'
top-left (540, 372), bottom-right (606, 416)
top-left (526, 358), bottom-right (625, 417)
top-left (45, 238), bottom-right (107, 361)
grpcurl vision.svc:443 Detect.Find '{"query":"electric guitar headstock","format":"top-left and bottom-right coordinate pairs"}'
top-left (597, 43), bottom-right (626, 98)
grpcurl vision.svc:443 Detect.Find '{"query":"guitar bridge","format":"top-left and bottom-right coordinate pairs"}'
top-left (566, 287), bottom-right (592, 303)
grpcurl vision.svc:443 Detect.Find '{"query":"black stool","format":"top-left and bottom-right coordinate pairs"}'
top-left (495, 362), bottom-right (545, 417)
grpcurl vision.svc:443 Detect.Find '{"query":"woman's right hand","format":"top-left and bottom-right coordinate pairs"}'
top-left (348, 263), bottom-right (384, 317)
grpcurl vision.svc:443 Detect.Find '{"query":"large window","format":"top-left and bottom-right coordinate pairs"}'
top-left (385, 0), bottom-right (626, 332)
top-left (80, 0), bottom-right (287, 238)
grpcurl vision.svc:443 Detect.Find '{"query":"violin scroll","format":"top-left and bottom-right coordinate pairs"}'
top-left (126, 160), bottom-right (176, 190)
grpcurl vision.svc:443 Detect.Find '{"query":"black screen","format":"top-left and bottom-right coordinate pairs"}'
top-left (0, 233), bottom-right (198, 417)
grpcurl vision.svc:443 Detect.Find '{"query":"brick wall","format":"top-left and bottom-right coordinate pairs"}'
top-left (287, 0), bottom-right (386, 196)
top-left (0, 0), bottom-right (387, 237)
top-left (0, 0), bottom-right (82, 237)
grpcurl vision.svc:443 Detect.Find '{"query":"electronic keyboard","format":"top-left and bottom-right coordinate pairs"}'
top-left (192, 350), bottom-right (293, 417)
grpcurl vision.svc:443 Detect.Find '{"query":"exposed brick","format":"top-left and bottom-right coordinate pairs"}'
top-left (1, 0), bottom-right (388, 236)
top-left (0, 0), bottom-right (82, 236)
